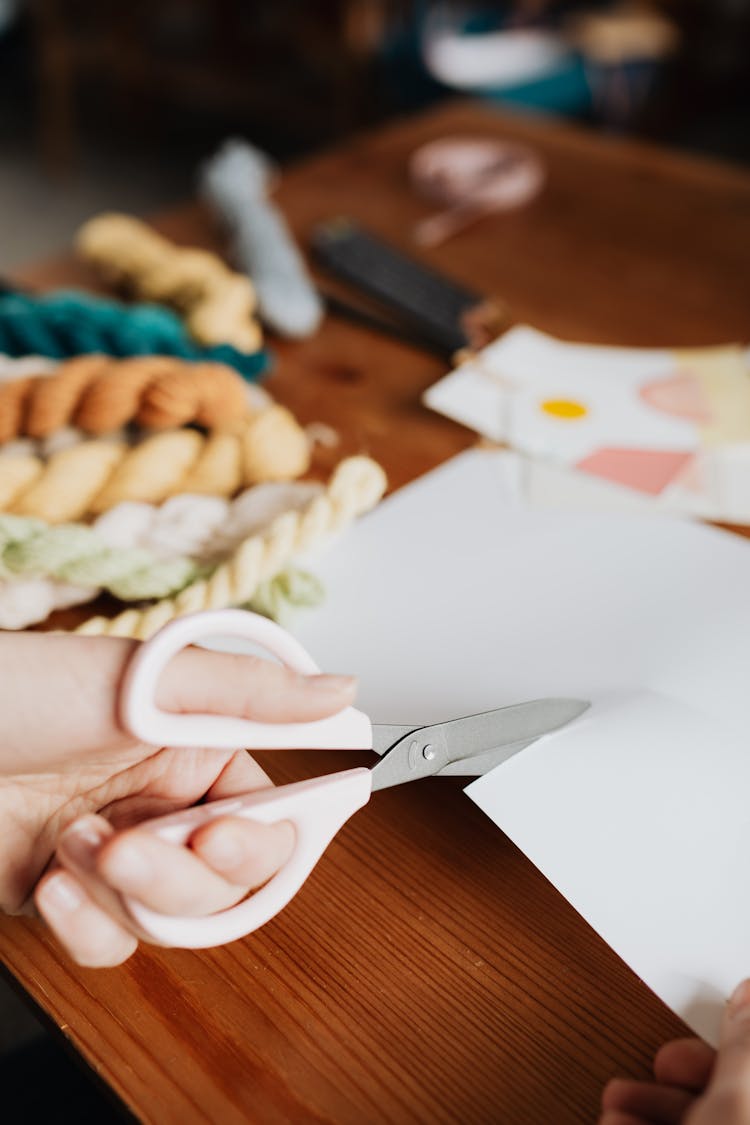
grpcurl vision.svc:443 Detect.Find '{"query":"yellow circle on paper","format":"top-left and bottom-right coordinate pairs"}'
top-left (540, 398), bottom-right (588, 420)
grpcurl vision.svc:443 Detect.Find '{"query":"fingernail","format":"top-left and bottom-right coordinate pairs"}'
top-left (307, 674), bottom-right (357, 693)
top-left (104, 842), bottom-right (151, 890)
top-left (60, 817), bottom-right (109, 870)
top-left (38, 872), bottom-right (85, 914)
top-left (729, 980), bottom-right (750, 1013)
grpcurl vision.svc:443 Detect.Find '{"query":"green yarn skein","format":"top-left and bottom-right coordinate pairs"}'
top-left (0, 290), bottom-right (269, 382)
top-left (0, 513), bottom-right (324, 620)
top-left (0, 513), bottom-right (200, 599)
top-left (247, 568), bottom-right (324, 625)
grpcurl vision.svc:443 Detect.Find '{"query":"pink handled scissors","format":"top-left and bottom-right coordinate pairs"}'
top-left (102, 609), bottom-right (588, 948)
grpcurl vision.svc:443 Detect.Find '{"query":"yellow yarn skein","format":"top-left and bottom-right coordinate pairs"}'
top-left (0, 406), bottom-right (310, 522)
top-left (76, 213), bottom-right (262, 352)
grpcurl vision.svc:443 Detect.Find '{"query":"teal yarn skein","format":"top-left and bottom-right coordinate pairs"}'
top-left (0, 290), bottom-right (269, 381)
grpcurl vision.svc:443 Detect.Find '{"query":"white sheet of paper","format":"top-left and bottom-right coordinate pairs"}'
top-left (296, 449), bottom-right (750, 728)
top-left (467, 692), bottom-right (750, 1046)
top-left (292, 450), bottom-right (750, 1040)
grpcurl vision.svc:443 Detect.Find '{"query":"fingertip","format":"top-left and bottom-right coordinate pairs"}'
top-left (306, 673), bottom-right (358, 696)
top-left (653, 1037), bottom-right (715, 1090)
top-left (729, 979), bottom-right (750, 1016)
top-left (57, 814), bottom-right (114, 873)
top-left (36, 870), bottom-right (86, 916)
top-left (35, 871), bottom-right (138, 968)
top-left (290, 671), bottom-right (358, 719)
top-left (600, 1078), bottom-right (629, 1110)
top-left (723, 978), bottom-right (750, 1048)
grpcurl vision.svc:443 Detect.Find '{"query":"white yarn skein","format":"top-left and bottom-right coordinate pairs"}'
top-left (200, 139), bottom-right (324, 340)
top-left (0, 480), bottom-right (325, 628)
top-left (0, 577), bottom-right (98, 630)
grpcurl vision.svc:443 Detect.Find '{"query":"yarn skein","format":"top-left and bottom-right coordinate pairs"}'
top-left (0, 354), bottom-right (252, 441)
top-left (75, 455), bottom-right (387, 639)
top-left (0, 290), bottom-right (268, 380)
top-left (200, 139), bottom-right (324, 340)
top-left (0, 513), bottom-right (200, 599)
top-left (0, 479), bottom-right (324, 628)
top-left (77, 214), bottom-right (262, 352)
top-left (0, 566), bottom-right (322, 631)
top-left (0, 405), bottom-right (311, 521)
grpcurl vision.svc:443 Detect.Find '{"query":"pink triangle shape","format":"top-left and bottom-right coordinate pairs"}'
top-left (575, 448), bottom-right (695, 495)
top-left (639, 372), bottom-right (711, 424)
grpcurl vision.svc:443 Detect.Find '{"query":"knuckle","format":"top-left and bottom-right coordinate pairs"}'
top-left (229, 653), bottom-right (291, 715)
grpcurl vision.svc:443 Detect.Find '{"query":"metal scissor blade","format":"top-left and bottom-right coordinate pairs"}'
top-left (436, 737), bottom-right (543, 776)
top-left (370, 698), bottom-right (589, 791)
top-left (371, 724), bottom-right (417, 756)
top-left (436, 698), bottom-right (591, 776)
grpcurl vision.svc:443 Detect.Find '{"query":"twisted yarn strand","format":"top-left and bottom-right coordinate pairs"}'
top-left (0, 406), bottom-right (310, 521)
top-left (0, 354), bottom-right (252, 440)
top-left (74, 455), bottom-right (387, 638)
top-left (0, 480), bottom-right (324, 628)
top-left (0, 513), bottom-right (199, 600)
top-left (0, 290), bottom-right (268, 381)
top-left (77, 214), bottom-right (262, 352)
top-left (0, 565), bottom-right (322, 631)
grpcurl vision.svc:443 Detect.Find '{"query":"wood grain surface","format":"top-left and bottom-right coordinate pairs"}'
top-left (2, 101), bottom-right (750, 1124)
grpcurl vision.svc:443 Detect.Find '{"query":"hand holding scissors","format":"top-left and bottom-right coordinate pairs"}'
top-left (65, 609), bottom-right (588, 949)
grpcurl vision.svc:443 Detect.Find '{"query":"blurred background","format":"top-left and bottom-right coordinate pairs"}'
top-left (0, 0), bottom-right (748, 266)
top-left (0, 2), bottom-right (748, 1119)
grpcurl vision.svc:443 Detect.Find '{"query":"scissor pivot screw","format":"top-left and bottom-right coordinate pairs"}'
top-left (422, 745), bottom-right (436, 761)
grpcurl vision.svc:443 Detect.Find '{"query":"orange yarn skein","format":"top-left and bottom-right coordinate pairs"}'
top-left (0, 355), bottom-right (251, 441)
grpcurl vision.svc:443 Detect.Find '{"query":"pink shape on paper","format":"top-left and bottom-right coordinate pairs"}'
top-left (673, 455), bottom-right (707, 495)
top-left (575, 448), bottom-right (695, 495)
top-left (639, 372), bottom-right (711, 424)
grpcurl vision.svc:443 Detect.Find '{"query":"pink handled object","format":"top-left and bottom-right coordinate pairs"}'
top-left (115, 609), bottom-right (374, 947)
top-left (123, 767), bottom-right (373, 948)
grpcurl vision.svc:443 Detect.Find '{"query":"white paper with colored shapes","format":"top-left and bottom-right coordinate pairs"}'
top-left (424, 327), bottom-right (750, 513)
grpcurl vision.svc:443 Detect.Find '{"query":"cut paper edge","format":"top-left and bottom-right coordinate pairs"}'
top-left (575, 448), bottom-right (695, 496)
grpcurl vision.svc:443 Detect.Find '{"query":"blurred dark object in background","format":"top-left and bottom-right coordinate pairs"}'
top-left (414, 2), bottom-right (750, 154)
top-left (28, 0), bottom-right (396, 170)
top-left (0, 0), bottom-right (746, 174)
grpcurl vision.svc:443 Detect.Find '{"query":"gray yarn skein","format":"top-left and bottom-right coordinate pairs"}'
top-left (201, 140), bottom-right (324, 340)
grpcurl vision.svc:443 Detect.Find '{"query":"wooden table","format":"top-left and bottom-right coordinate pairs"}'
top-left (2, 102), bottom-right (750, 1124)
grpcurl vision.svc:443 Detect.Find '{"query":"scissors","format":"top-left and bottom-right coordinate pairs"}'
top-left (102, 609), bottom-right (588, 948)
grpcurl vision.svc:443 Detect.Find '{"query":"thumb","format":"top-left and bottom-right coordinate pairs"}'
top-left (690, 981), bottom-right (750, 1124)
top-left (155, 644), bottom-right (357, 725)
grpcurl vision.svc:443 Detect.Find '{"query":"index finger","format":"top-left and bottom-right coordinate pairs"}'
top-left (158, 648), bottom-right (357, 723)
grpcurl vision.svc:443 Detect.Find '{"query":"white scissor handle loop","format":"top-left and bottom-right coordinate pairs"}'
top-left (123, 768), bottom-right (374, 948)
top-left (120, 609), bottom-right (373, 750)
